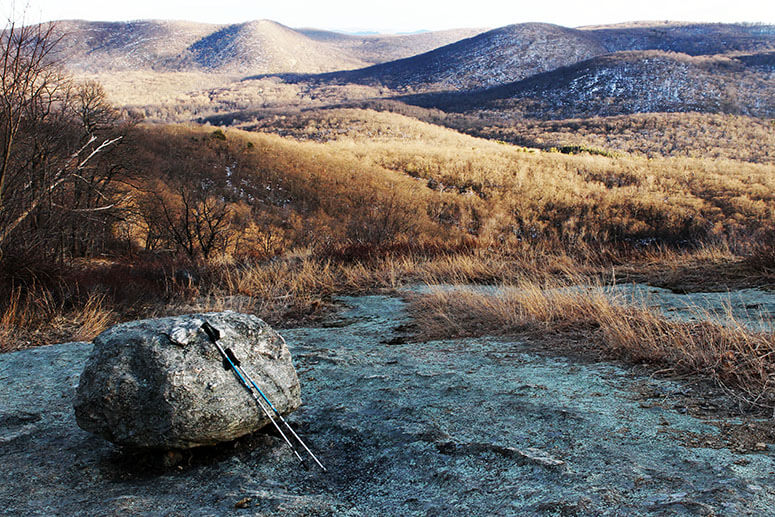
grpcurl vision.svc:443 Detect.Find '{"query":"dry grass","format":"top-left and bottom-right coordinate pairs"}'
top-left (471, 112), bottom-right (775, 164)
top-left (161, 248), bottom-right (578, 328)
top-left (0, 247), bottom-right (538, 348)
top-left (409, 277), bottom-right (775, 408)
top-left (608, 242), bottom-right (765, 292)
top-left (3, 110), bottom-right (775, 352)
top-left (0, 287), bottom-right (114, 352)
top-left (72, 293), bottom-right (115, 341)
top-left (0, 287), bottom-right (35, 341)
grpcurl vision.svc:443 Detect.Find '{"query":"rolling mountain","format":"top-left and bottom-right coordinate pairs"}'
top-left (48, 19), bottom-right (775, 121)
top-left (50, 20), bottom-right (485, 75)
top-left (179, 20), bottom-right (367, 73)
top-left (51, 20), bottom-right (218, 72)
top-left (401, 50), bottom-right (775, 119)
top-left (307, 23), bottom-right (608, 91)
top-left (274, 22), bottom-right (775, 95)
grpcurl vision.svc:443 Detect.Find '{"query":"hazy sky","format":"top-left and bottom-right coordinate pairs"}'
top-left (7, 0), bottom-right (775, 32)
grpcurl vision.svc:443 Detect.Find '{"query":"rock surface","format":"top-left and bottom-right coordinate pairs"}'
top-left (74, 312), bottom-right (300, 449)
top-left (1, 293), bottom-right (775, 515)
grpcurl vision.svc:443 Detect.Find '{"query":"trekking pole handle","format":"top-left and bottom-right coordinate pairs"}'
top-left (201, 322), bottom-right (244, 373)
top-left (201, 321), bottom-right (220, 342)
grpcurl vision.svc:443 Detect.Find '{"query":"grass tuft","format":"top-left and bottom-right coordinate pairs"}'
top-left (409, 278), bottom-right (775, 408)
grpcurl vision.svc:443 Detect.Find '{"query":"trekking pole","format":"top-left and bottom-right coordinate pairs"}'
top-left (202, 321), bottom-right (326, 471)
top-left (200, 321), bottom-right (306, 467)
top-left (237, 355), bottom-right (327, 472)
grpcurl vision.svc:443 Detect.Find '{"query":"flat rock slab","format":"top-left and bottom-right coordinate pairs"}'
top-left (1, 294), bottom-right (775, 515)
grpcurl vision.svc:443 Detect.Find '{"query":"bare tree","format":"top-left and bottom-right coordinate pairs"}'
top-left (57, 81), bottom-right (130, 257)
top-left (346, 185), bottom-right (418, 245)
top-left (143, 182), bottom-right (232, 261)
top-left (0, 18), bottom-right (123, 255)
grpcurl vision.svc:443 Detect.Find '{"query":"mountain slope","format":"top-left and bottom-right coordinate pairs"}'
top-left (401, 50), bottom-right (775, 119)
top-left (50, 19), bottom-right (775, 120)
top-left (297, 27), bottom-right (487, 65)
top-left (583, 22), bottom-right (775, 56)
top-left (284, 22), bottom-right (775, 94)
top-left (50, 20), bottom-right (485, 75)
top-left (51, 20), bottom-right (218, 72)
top-left (180, 20), bottom-right (367, 73)
top-left (311, 23), bottom-right (608, 91)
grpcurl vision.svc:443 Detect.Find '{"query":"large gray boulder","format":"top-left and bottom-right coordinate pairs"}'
top-left (74, 312), bottom-right (301, 449)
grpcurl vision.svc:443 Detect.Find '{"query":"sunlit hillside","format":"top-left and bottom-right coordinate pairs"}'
top-left (4, 108), bottom-right (775, 349)
top-left (53, 19), bottom-right (485, 74)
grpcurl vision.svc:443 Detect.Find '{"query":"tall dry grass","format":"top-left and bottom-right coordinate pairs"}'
top-left (72, 293), bottom-right (115, 342)
top-left (0, 286), bottom-right (113, 352)
top-left (167, 248), bottom-right (577, 327)
top-left (409, 278), bottom-right (775, 408)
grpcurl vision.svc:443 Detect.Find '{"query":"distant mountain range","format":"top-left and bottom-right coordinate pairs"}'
top-left (308, 22), bottom-right (775, 93)
top-left (48, 19), bottom-right (775, 120)
top-left (51, 19), bottom-right (485, 74)
top-left (402, 49), bottom-right (775, 119)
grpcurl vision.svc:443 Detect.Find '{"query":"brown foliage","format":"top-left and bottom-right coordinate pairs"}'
top-left (470, 112), bottom-right (775, 164)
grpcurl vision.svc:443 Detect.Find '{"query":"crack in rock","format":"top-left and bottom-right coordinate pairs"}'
top-left (435, 440), bottom-right (565, 467)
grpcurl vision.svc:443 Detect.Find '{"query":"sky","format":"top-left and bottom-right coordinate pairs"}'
top-left (6, 0), bottom-right (775, 32)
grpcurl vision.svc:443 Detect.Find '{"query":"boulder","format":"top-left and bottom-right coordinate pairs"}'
top-left (74, 312), bottom-right (301, 449)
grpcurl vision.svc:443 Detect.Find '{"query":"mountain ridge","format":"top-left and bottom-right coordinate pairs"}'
top-left (45, 19), bottom-right (775, 121)
top-left (49, 19), bottom-right (486, 75)
top-left (583, 22), bottom-right (775, 55)
top-left (307, 23), bottom-right (608, 92)
top-left (400, 49), bottom-right (775, 119)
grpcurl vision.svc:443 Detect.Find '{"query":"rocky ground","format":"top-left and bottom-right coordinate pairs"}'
top-left (1, 292), bottom-right (774, 515)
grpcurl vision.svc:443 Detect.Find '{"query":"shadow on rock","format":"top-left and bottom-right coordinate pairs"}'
top-left (96, 429), bottom-right (283, 481)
